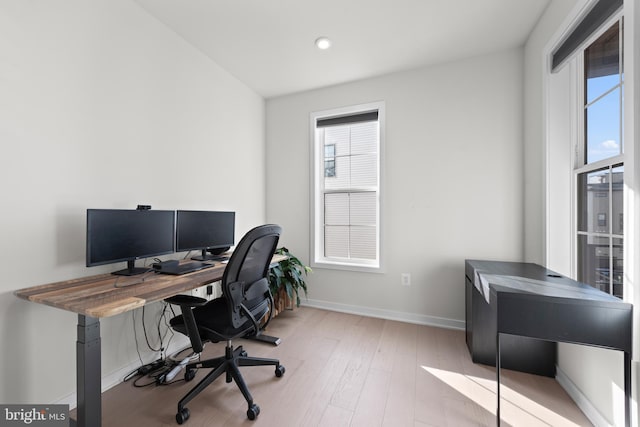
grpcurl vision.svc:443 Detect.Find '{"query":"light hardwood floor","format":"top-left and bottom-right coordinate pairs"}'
top-left (97, 306), bottom-right (592, 426)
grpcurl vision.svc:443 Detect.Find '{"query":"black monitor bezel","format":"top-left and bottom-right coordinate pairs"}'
top-left (176, 210), bottom-right (235, 258)
top-left (86, 208), bottom-right (176, 275)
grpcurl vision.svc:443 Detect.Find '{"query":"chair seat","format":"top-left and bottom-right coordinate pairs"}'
top-left (170, 297), bottom-right (270, 342)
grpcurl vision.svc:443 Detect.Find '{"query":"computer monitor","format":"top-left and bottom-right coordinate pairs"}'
top-left (176, 210), bottom-right (235, 261)
top-left (86, 209), bottom-right (175, 276)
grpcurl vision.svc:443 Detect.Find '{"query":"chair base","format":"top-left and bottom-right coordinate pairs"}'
top-left (246, 331), bottom-right (282, 346)
top-left (175, 341), bottom-right (284, 424)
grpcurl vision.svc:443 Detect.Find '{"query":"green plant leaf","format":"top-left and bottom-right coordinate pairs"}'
top-left (284, 282), bottom-right (294, 299)
top-left (268, 247), bottom-right (311, 304)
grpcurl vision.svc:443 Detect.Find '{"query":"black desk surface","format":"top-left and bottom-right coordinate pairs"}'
top-left (466, 259), bottom-right (632, 353)
top-left (468, 259), bottom-right (620, 300)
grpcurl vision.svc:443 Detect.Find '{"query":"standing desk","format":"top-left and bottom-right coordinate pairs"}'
top-left (465, 260), bottom-right (633, 426)
top-left (14, 256), bottom-right (285, 427)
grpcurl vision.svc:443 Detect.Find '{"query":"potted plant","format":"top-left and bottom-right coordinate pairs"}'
top-left (268, 247), bottom-right (311, 316)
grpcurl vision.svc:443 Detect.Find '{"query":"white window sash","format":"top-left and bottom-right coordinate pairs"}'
top-left (310, 101), bottom-right (385, 273)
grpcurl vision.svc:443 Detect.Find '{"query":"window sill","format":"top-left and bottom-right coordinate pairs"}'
top-left (310, 259), bottom-right (384, 274)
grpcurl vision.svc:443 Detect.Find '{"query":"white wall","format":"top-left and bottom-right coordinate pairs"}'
top-left (266, 49), bottom-right (524, 326)
top-left (0, 0), bottom-right (265, 405)
top-left (524, 0), bottom-right (580, 265)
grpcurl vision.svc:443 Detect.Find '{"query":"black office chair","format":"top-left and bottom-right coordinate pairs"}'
top-left (166, 224), bottom-right (285, 424)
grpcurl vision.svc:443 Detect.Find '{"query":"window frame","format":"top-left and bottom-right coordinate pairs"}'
top-left (573, 14), bottom-right (625, 298)
top-left (309, 101), bottom-right (385, 273)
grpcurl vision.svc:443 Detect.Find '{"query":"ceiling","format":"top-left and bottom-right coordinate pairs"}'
top-left (133, 0), bottom-right (551, 99)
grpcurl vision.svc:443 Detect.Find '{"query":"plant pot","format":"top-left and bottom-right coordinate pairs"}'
top-left (271, 287), bottom-right (294, 318)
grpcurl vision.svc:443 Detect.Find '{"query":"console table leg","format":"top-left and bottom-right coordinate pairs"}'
top-left (77, 315), bottom-right (101, 427)
top-left (496, 332), bottom-right (501, 426)
top-left (624, 351), bottom-right (631, 427)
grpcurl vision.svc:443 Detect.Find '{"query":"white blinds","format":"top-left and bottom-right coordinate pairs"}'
top-left (320, 119), bottom-right (378, 261)
top-left (551, 0), bottom-right (622, 71)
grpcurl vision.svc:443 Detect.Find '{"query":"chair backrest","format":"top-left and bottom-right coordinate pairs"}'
top-left (222, 224), bottom-right (281, 329)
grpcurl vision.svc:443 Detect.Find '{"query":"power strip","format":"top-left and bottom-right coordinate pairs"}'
top-left (137, 359), bottom-right (165, 375)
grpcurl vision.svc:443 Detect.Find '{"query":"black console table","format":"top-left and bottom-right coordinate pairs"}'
top-left (465, 260), bottom-right (632, 426)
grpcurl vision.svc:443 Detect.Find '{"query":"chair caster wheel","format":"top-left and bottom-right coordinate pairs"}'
top-left (275, 365), bottom-right (285, 377)
top-left (247, 403), bottom-right (260, 420)
top-left (240, 350), bottom-right (248, 357)
top-left (184, 369), bottom-right (196, 382)
top-left (176, 407), bottom-right (190, 424)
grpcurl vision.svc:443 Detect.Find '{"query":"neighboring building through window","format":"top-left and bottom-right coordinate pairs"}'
top-left (310, 102), bottom-right (384, 271)
top-left (324, 144), bottom-right (336, 177)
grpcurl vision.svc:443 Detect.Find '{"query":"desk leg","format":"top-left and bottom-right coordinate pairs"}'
top-left (76, 315), bottom-right (101, 427)
top-left (496, 332), bottom-right (501, 426)
top-left (624, 351), bottom-right (631, 427)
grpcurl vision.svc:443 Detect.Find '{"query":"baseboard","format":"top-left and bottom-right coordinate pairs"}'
top-left (301, 298), bottom-right (465, 330)
top-left (556, 365), bottom-right (611, 427)
top-left (55, 336), bottom-right (190, 410)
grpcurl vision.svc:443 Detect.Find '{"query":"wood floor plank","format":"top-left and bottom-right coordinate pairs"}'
top-left (329, 319), bottom-right (383, 411)
top-left (381, 321), bottom-right (418, 427)
top-left (96, 307), bottom-right (592, 426)
top-left (317, 404), bottom-right (353, 427)
top-left (351, 367), bottom-right (391, 427)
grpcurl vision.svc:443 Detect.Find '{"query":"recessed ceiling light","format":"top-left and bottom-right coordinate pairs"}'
top-left (315, 37), bottom-right (332, 50)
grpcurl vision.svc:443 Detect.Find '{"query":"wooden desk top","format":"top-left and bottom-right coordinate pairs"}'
top-left (15, 255), bottom-right (286, 318)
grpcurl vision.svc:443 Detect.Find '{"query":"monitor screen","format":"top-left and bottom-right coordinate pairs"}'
top-left (176, 210), bottom-right (235, 260)
top-left (86, 209), bottom-right (175, 275)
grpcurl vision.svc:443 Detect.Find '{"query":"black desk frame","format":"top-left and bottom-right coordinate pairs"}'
top-left (465, 260), bottom-right (633, 427)
top-left (491, 289), bottom-right (632, 427)
top-left (76, 315), bottom-right (101, 427)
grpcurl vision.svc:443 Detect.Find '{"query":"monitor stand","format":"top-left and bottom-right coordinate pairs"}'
top-left (191, 249), bottom-right (223, 262)
top-left (112, 260), bottom-right (148, 276)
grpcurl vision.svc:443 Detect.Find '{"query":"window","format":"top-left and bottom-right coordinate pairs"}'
top-left (310, 102), bottom-right (384, 271)
top-left (324, 144), bottom-right (336, 177)
top-left (597, 213), bottom-right (607, 227)
top-left (575, 18), bottom-right (624, 298)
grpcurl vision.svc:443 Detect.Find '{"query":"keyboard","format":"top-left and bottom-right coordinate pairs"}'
top-left (155, 261), bottom-right (215, 275)
top-left (191, 254), bottom-right (230, 262)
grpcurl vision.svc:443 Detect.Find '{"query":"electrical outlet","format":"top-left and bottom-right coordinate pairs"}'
top-left (401, 273), bottom-right (411, 286)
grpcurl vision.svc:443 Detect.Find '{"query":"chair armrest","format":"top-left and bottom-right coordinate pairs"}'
top-left (164, 295), bottom-right (208, 354)
top-left (164, 295), bottom-right (208, 307)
